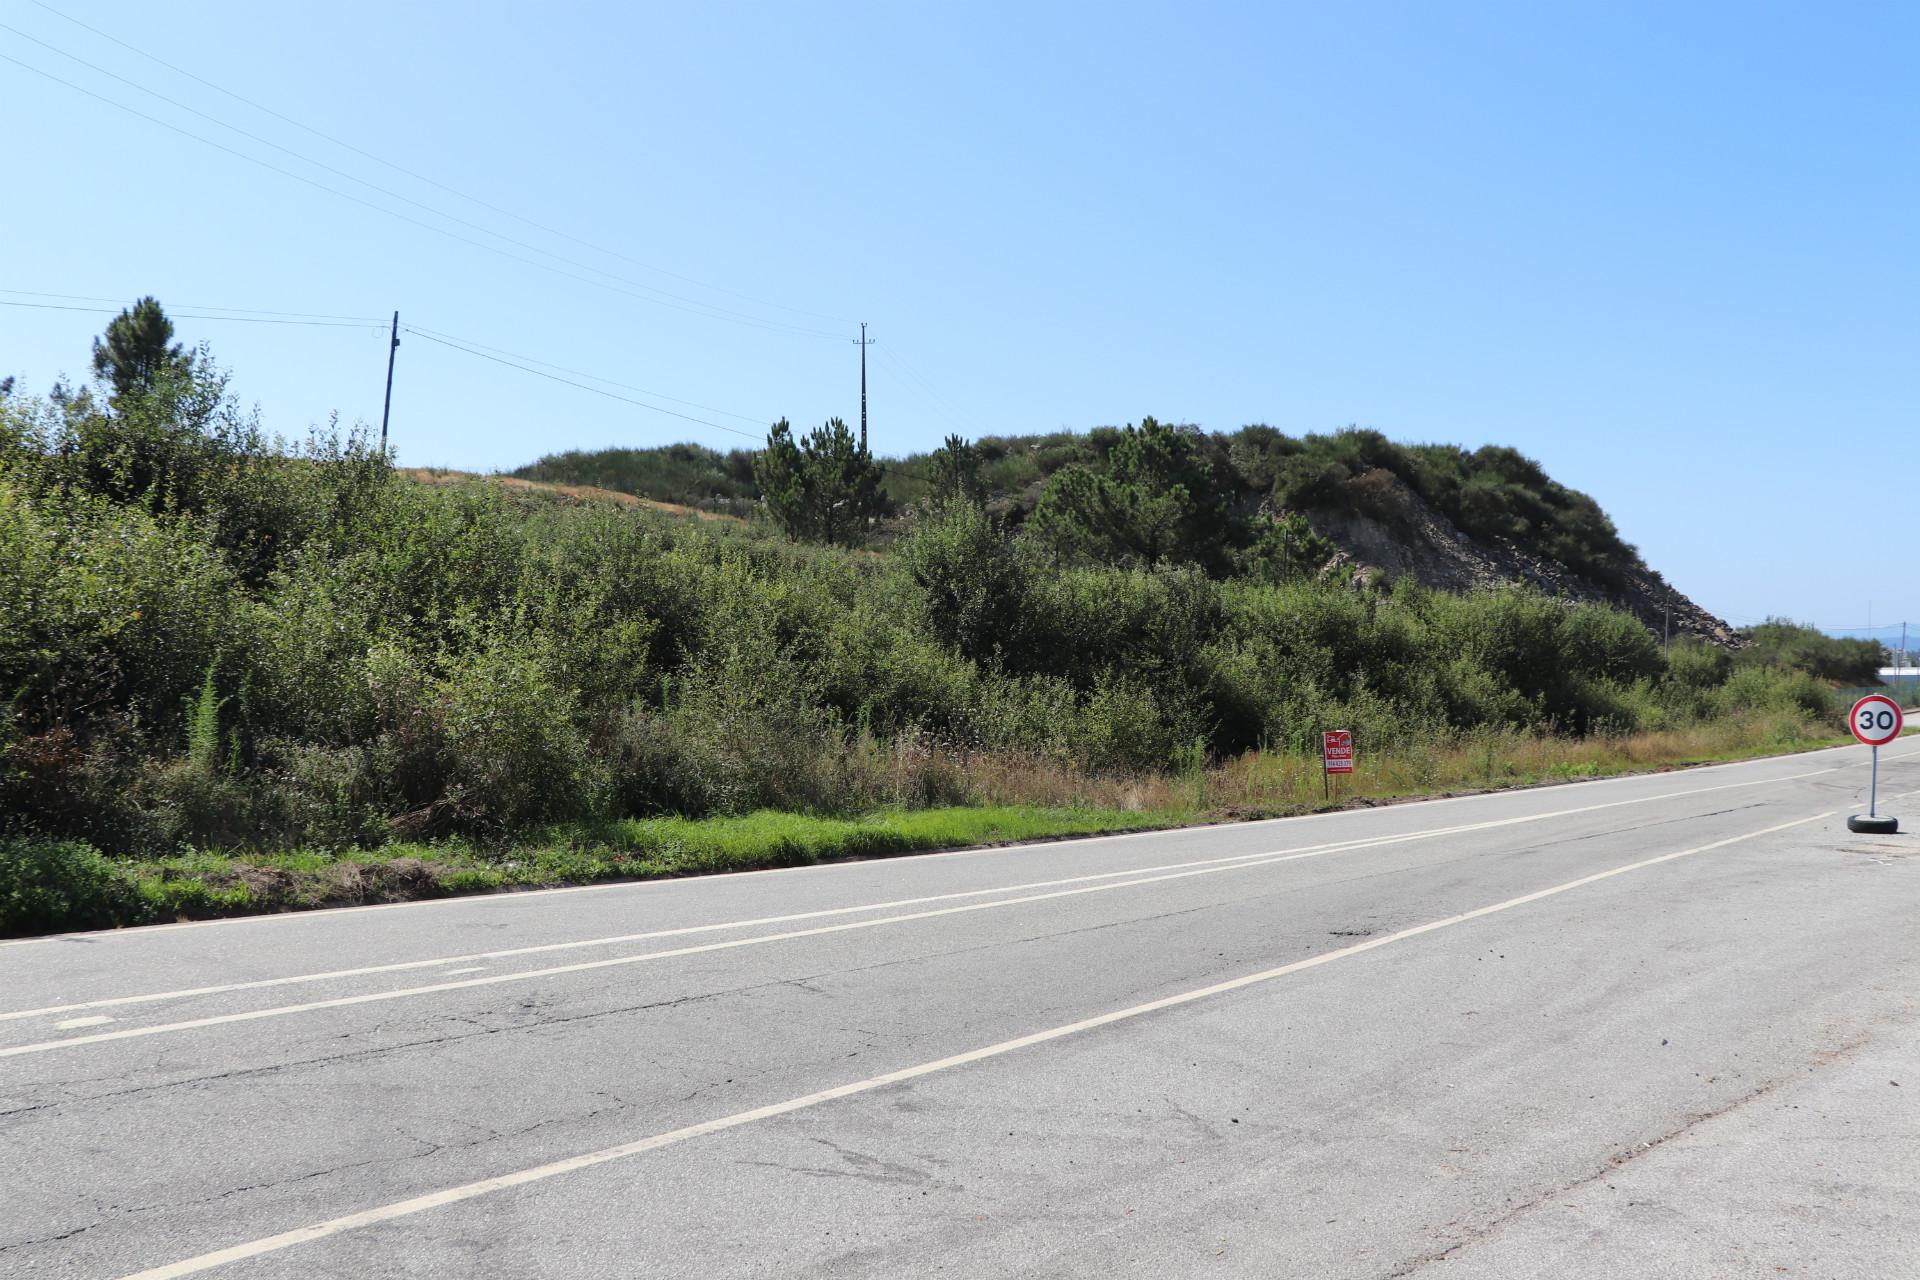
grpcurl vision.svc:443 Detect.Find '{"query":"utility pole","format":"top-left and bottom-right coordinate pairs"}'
top-left (379, 311), bottom-right (400, 454)
top-left (1664, 587), bottom-right (1671, 657)
top-left (853, 322), bottom-right (874, 454)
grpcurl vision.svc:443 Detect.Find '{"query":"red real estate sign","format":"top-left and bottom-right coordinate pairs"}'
top-left (1322, 729), bottom-right (1354, 774)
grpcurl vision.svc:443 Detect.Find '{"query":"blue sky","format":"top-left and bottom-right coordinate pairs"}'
top-left (2, 1), bottom-right (1914, 633)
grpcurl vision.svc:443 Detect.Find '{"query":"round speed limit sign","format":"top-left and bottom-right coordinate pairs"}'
top-left (1849, 693), bottom-right (1904, 747)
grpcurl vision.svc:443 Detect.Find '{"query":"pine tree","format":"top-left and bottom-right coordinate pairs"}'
top-left (91, 297), bottom-right (189, 405)
top-left (754, 416), bottom-right (884, 546)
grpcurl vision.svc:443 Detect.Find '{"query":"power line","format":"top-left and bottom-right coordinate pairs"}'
top-left (401, 322), bottom-right (771, 426)
top-left (404, 324), bottom-right (942, 483)
top-left (874, 343), bottom-right (981, 439)
top-left (0, 20), bottom-right (857, 341)
top-left (0, 51), bottom-right (848, 343)
top-left (0, 297), bottom-right (384, 328)
top-left (23, 0), bottom-right (855, 328)
top-left (0, 288), bottom-right (383, 322)
top-left (403, 328), bottom-right (767, 441)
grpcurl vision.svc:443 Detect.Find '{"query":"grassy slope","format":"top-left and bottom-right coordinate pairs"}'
top-left (401, 467), bottom-right (747, 523)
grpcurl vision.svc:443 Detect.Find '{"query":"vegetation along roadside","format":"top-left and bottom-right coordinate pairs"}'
top-left (0, 301), bottom-right (1899, 935)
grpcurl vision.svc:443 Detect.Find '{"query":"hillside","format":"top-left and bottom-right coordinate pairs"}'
top-left (516, 427), bottom-right (1737, 644)
top-left (0, 339), bottom-right (1867, 931)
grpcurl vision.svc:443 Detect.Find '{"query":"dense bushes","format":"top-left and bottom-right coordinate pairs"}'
top-left (533, 420), bottom-right (1648, 594)
top-left (0, 350), bottom-right (1866, 862)
top-left (0, 836), bottom-right (143, 935)
top-left (1736, 619), bottom-right (1886, 685)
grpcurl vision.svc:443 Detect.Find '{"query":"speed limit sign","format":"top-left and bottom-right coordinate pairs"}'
top-left (1847, 693), bottom-right (1903, 833)
top-left (1849, 694), bottom-right (1903, 746)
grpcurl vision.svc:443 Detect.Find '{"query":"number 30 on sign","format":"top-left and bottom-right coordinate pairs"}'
top-left (1850, 694), bottom-right (1903, 746)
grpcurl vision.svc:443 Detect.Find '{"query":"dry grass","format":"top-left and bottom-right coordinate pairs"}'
top-left (923, 709), bottom-right (1845, 817)
top-left (20, 710), bottom-right (1859, 934)
top-left (399, 467), bottom-right (744, 522)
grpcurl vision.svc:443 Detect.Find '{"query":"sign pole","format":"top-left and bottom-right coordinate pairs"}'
top-left (1846, 693), bottom-right (1901, 833)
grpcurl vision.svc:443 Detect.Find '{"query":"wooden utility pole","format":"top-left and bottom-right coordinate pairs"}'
top-left (379, 311), bottom-right (400, 453)
top-left (854, 322), bottom-right (874, 453)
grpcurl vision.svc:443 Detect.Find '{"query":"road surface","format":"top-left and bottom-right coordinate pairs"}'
top-left (3, 740), bottom-right (1917, 1278)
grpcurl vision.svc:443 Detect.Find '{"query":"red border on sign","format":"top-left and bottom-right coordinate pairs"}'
top-left (1322, 729), bottom-right (1354, 774)
top-left (1849, 693), bottom-right (1904, 747)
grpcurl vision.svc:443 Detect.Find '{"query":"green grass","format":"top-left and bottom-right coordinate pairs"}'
top-left (7, 717), bottom-right (1908, 937)
top-left (4, 805), bottom-right (1186, 936)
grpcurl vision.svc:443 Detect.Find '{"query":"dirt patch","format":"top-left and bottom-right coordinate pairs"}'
top-left (318, 857), bottom-right (452, 903)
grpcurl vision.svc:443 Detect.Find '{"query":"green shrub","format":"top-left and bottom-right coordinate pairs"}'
top-left (0, 342), bottom-right (1847, 854)
top-left (1736, 619), bottom-right (1886, 684)
top-left (0, 836), bottom-right (144, 934)
top-left (1711, 665), bottom-right (1832, 720)
top-left (896, 502), bottom-right (1031, 665)
top-left (371, 631), bottom-right (606, 836)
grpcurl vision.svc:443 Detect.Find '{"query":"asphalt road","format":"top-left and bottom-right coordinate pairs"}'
top-left (4, 741), bottom-right (1917, 1279)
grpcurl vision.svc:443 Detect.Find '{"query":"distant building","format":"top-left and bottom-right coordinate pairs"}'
top-left (1879, 667), bottom-right (1920, 691)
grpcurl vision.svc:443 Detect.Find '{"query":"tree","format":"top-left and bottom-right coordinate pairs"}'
top-left (898, 500), bottom-right (1030, 663)
top-left (91, 297), bottom-right (190, 406)
top-left (1024, 417), bottom-right (1235, 571)
top-left (1236, 511), bottom-right (1335, 582)
top-left (923, 433), bottom-right (986, 506)
top-left (65, 330), bottom-right (259, 515)
top-left (753, 416), bottom-right (884, 546)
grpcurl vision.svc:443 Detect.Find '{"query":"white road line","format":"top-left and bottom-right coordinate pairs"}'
top-left (0, 765), bottom-right (1841, 1026)
top-left (441, 967), bottom-right (485, 976)
top-left (4, 741), bottom-right (1896, 950)
top-left (53, 1015), bottom-right (113, 1029)
top-left (116, 809), bottom-right (1832, 1280)
top-left (0, 833), bottom-right (1556, 1059)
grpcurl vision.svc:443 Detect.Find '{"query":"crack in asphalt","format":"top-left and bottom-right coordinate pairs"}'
top-left (0, 1217), bottom-right (101, 1254)
top-left (0, 1092), bottom-right (644, 1253)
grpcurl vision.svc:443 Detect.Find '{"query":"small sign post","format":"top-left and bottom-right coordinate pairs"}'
top-left (1322, 729), bottom-right (1354, 802)
top-left (1847, 694), bottom-right (1903, 833)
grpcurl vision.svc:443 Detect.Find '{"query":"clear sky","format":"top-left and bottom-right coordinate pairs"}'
top-left (2, 1), bottom-right (1914, 634)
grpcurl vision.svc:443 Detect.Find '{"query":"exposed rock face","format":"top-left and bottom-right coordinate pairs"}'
top-left (1299, 470), bottom-right (1738, 646)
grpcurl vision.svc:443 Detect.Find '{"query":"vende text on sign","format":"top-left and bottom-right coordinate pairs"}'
top-left (1322, 729), bottom-right (1354, 774)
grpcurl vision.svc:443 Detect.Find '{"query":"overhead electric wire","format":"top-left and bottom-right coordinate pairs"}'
top-left (0, 51), bottom-right (847, 343)
top-left (0, 287), bottom-right (383, 322)
top-left (403, 325), bottom-right (941, 480)
top-left (401, 322), bottom-right (771, 427)
top-left (7, 288), bottom-right (943, 479)
top-left (0, 297), bottom-right (384, 328)
top-left (873, 344), bottom-right (980, 439)
top-left (23, 0), bottom-right (855, 327)
top-left (0, 21), bottom-right (856, 341)
top-left (403, 328), bottom-right (767, 441)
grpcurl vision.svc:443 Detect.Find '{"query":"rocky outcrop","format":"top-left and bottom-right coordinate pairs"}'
top-left (1300, 469), bottom-right (1738, 646)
